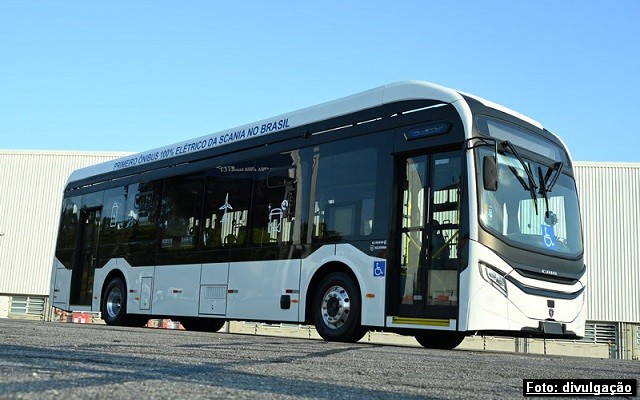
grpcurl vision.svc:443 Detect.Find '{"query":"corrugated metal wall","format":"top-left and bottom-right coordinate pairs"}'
top-left (0, 150), bottom-right (129, 295)
top-left (575, 162), bottom-right (640, 323)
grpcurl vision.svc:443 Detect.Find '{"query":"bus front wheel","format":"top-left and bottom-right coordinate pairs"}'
top-left (415, 331), bottom-right (465, 350)
top-left (312, 272), bottom-right (366, 343)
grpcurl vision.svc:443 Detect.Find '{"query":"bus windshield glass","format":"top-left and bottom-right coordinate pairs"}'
top-left (476, 120), bottom-right (583, 258)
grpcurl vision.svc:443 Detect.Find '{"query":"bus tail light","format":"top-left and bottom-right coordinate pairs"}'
top-left (479, 262), bottom-right (508, 297)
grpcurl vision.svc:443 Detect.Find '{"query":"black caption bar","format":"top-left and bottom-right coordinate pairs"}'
top-left (523, 379), bottom-right (637, 397)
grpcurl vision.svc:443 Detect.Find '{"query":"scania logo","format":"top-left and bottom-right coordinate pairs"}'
top-left (549, 309), bottom-right (554, 318)
top-left (541, 269), bottom-right (558, 276)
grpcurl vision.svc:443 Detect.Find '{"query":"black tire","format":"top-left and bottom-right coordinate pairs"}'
top-left (100, 277), bottom-right (148, 327)
top-left (312, 272), bottom-right (366, 343)
top-left (181, 317), bottom-right (225, 332)
top-left (101, 277), bottom-right (128, 326)
top-left (415, 331), bottom-right (465, 350)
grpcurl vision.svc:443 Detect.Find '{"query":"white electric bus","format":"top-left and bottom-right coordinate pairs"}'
top-left (50, 81), bottom-right (585, 349)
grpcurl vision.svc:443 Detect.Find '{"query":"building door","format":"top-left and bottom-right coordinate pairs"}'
top-left (395, 151), bottom-right (462, 319)
top-left (70, 207), bottom-right (101, 306)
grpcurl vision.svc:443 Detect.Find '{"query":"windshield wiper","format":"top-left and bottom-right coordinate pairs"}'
top-left (538, 166), bottom-right (551, 217)
top-left (538, 161), bottom-right (564, 224)
top-left (500, 141), bottom-right (539, 214)
top-left (545, 161), bottom-right (564, 192)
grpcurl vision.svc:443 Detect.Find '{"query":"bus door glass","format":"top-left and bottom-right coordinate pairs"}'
top-left (396, 151), bottom-right (462, 319)
top-left (70, 207), bottom-right (102, 306)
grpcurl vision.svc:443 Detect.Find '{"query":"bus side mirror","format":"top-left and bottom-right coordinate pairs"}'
top-left (483, 156), bottom-right (498, 191)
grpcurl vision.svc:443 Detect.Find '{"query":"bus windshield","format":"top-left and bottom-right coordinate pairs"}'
top-left (476, 129), bottom-right (583, 259)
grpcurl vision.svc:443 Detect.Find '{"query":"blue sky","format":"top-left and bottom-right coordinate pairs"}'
top-left (1, 1), bottom-right (639, 162)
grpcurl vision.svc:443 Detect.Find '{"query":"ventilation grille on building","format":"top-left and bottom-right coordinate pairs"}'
top-left (582, 322), bottom-right (617, 344)
top-left (9, 295), bottom-right (46, 318)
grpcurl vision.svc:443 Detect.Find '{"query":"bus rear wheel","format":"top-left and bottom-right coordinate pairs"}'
top-left (101, 277), bottom-right (128, 326)
top-left (415, 331), bottom-right (465, 350)
top-left (312, 272), bottom-right (366, 343)
top-left (101, 277), bottom-right (147, 327)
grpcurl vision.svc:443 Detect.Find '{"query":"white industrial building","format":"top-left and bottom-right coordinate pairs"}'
top-left (0, 150), bottom-right (638, 358)
top-left (0, 150), bottom-right (130, 316)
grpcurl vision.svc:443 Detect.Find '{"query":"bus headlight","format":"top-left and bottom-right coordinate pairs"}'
top-left (479, 262), bottom-right (508, 297)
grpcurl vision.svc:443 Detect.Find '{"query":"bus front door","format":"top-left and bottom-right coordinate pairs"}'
top-left (395, 152), bottom-right (461, 320)
top-left (69, 207), bottom-right (101, 306)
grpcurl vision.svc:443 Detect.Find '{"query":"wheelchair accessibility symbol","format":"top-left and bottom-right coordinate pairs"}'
top-left (373, 261), bottom-right (386, 277)
top-left (541, 225), bottom-right (557, 249)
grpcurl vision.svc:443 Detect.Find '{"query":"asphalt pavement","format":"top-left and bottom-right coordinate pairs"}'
top-left (0, 319), bottom-right (638, 399)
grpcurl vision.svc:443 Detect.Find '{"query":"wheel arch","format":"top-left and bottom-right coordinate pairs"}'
top-left (303, 261), bottom-right (360, 325)
top-left (101, 269), bottom-right (127, 306)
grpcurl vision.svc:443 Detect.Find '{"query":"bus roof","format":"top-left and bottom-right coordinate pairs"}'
top-left (67, 80), bottom-right (543, 186)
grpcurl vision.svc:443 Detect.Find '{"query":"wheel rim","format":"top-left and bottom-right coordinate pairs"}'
top-left (320, 285), bottom-right (351, 329)
top-left (106, 286), bottom-right (122, 319)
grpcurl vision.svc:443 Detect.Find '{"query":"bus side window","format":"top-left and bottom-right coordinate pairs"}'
top-left (311, 143), bottom-right (377, 242)
top-left (124, 180), bottom-right (162, 265)
top-left (98, 187), bottom-right (127, 263)
top-left (159, 173), bottom-right (204, 252)
top-left (55, 196), bottom-right (81, 270)
top-left (252, 153), bottom-right (299, 246)
top-left (202, 161), bottom-right (254, 249)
